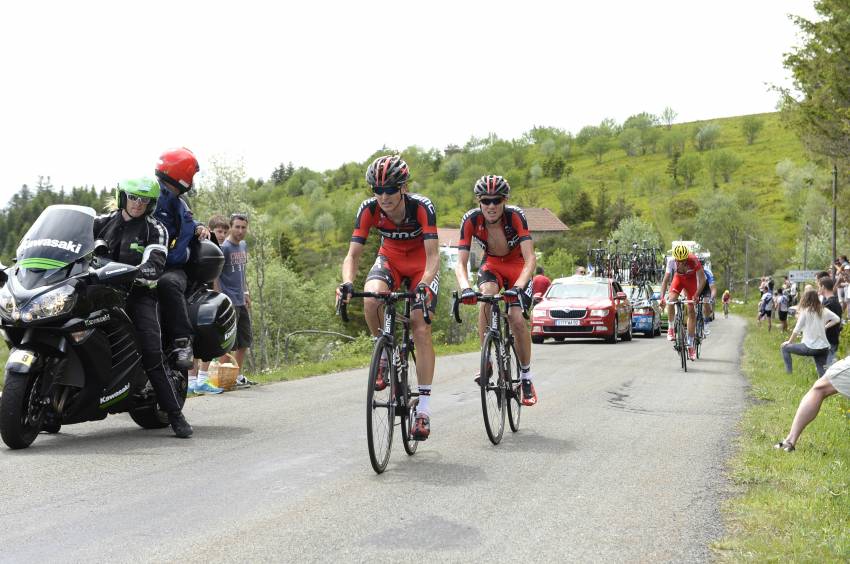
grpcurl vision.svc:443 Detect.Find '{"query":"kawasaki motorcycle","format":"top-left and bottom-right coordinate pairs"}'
top-left (0, 205), bottom-right (236, 449)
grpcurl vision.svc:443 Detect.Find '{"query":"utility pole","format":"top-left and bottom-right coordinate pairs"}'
top-left (804, 221), bottom-right (809, 270)
top-left (744, 234), bottom-right (750, 303)
top-left (832, 164), bottom-right (838, 262)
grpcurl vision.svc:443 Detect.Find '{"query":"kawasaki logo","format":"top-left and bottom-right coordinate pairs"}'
top-left (85, 314), bottom-right (110, 327)
top-left (99, 383), bottom-right (130, 406)
top-left (19, 238), bottom-right (82, 254)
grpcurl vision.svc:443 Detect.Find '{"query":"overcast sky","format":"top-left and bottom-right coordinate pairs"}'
top-left (0, 1), bottom-right (818, 207)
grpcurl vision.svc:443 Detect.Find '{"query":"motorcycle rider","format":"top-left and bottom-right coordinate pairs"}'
top-left (93, 178), bottom-right (193, 438)
top-left (152, 148), bottom-right (210, 369)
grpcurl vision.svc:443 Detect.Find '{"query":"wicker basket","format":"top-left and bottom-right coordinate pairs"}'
top-left (208, 354), bottom-right (239, 391)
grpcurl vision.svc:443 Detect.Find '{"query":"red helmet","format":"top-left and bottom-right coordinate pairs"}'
top-left (365, 155), bottom-right (410, 188)
top-left (155, 147), bottom-right (199, 194)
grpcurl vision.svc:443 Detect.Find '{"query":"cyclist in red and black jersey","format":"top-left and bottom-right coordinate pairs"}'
top-left (455, 175), bottom-right (538, 406)
top-left (338, 155), bottom-right (440, 440)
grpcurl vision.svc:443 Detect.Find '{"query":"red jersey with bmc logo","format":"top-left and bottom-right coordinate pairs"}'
top-left (351, 194), bottom-right (438, 253)
top-left (457, 206), bottom-right (531, 258)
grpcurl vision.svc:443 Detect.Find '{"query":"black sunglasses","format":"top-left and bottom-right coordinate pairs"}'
top-left (372, 185), bottom-right (401, 196)
top-left (479, 197), bottom-right (504, 206)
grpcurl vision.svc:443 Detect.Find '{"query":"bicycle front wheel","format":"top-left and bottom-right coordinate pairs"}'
top-left (677, 317), bottom-right (688, 372)
top-left (367, 339), bottom-right (395, 474)
top-left (480, 333), bottom-right (506, 445)
top-left (506, 340), bottom-right (522, 433)
top-left (400, 347), bottom-right (419, 456)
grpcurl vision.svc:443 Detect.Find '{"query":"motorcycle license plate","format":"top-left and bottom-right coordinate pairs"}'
top-left (555, 319), bottom-right (580, 326)
top-left (8, 349), bottom-right (35, 367)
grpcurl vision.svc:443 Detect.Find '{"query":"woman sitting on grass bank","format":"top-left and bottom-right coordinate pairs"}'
top-left (780, 289), bottom-right (840, 378)
top-left (775, 354), bottom-right (850, 452)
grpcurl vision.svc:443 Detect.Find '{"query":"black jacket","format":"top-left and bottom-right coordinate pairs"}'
top-left (93, 211), bottom-right (168, 282)
top-left (823, 295), bottom-right (843, 346)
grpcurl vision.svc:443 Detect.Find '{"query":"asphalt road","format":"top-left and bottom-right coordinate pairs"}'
top-left (0, 316), bottom-right (748, 563)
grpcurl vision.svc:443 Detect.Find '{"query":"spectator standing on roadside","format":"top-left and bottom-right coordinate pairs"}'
top-left (776, 288), bottom-right (790, 332)
top-left (780, 289), bottom-right (840, 378)
top-left (818, 277), bottom-right (843, 367)
top-left (789, 279), bottom-right (798, 305)
top-left (758, 286), bottom-right (774, 330)
top-left (220, 213), bottom-right (255, 387)
top-left (575, 266), bottom-right (587, 276)
top-left (532, 266), bottom-right (551, 297)
top-left (189, 214), bottom-right (230, 395)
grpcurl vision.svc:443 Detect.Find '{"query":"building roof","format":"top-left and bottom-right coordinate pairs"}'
top-left (523, 208), bottom-right (569, 232)
top-left (437, 207), bottom-right (567, 248)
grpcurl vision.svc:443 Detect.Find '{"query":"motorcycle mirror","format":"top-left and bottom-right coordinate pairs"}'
top-left (93, 262), bottom-right (138, 286)
top-left (93, 239), bottom-right (109, 257)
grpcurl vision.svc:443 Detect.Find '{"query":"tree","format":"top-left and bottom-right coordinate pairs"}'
top-left (595, 186), bottom-right (610, 229)
top-left (569, 190), bottom-right (594, 222)
top-left (609, 216), bottom-right (662, 249)
top-left (706, 150), bottom-right (743, 184)
top-left (314, 212), bottom-right (336, 242)
top-left (667, 152), bottom-right (680, 184)
top-left (541, 248), bottom-right (577, 279)
top-left (662, 129), bottom-right (687, 157)
top-left (740, 116), bottom-right (764, 145)
top-left (780, 1), bottom-right (850, 163)
top-left (693, 123), bottom-right (721, 151)
top-left (618, 128), bottom-right (642, 157)
top-left (661, 106), bottom-right (677, 129)
top-left (696, 192), bottom-right (754, 291)
top-left (676, 154), bottom-right (702, 187)
top-left (608, 195), bottom-right (634, 231)
top-left (587, 136), bottom-right (612, 164)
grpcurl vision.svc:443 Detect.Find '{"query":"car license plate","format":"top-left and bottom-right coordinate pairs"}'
top-left (555, 319), bottom-right (580, 326)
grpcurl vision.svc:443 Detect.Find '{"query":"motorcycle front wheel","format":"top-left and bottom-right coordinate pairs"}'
top-left (0, 371), bottom-right (45, 449)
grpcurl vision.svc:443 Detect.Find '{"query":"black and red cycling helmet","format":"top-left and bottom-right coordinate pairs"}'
top-left (474, 175), bottom-right (510, 197)
top-left (365, 155), bottom-right (409, 188)
top-left (155, 147), bottom-right (199, 194)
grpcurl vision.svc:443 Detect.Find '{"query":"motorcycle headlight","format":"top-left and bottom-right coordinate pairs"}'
top-left (0, 285), bottom-right (14, 320)
top-left (18, 285), bottom-right (76, 322)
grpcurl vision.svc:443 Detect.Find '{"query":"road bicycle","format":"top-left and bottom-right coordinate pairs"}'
top-left (671, 298), bottom-right (694, 372)
top-left (695, 298), bottom-right (707, 359)
top-left (338, 289), bottom-right (428, 474)
top-left (452, 291), bottom-right (523, 445)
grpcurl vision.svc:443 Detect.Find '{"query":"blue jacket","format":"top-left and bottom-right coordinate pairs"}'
top-left (153, 181), bottom-right (199, 266)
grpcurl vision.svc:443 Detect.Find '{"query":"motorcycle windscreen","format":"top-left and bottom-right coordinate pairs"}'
top-left (15, 205), bottom-right (96, 288)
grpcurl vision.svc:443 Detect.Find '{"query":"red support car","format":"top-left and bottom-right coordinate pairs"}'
top-left (531, 276), bottom-right (633, 344)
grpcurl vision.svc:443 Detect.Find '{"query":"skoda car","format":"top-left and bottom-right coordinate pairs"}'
top-left (531, 276), bottom-right (633, 344)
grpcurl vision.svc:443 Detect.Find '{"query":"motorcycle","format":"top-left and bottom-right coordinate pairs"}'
top-left (0, 204), bottom-right (236, 449)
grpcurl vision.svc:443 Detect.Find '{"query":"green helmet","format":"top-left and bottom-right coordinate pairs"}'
top-left (118, 177), bottom-right (160, 215)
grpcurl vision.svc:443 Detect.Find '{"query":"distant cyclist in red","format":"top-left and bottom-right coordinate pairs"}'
top-left (455, 175), bottom-right (538, 406)
top-left (660, 244), bottom-right (707, 361)
top-left (337, 155), bottom-right (440, 440)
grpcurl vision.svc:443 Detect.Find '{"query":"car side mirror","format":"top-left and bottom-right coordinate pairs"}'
top-left (615, 291), bottom-right (627, 300)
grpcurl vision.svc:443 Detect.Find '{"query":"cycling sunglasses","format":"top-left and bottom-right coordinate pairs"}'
top-left (479, 197), bottom-right (504, 207)
top-left (230, 213), bottom-right (249, 221)
top-left (371, 185), bottom-right (401, 196)
top-left (126, 194), bottom-right (151, 204)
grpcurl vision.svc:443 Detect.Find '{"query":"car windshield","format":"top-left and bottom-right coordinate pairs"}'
top-left (547, 282), bottom-right (609, 299)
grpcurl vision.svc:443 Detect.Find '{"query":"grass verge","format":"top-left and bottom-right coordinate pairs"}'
top-left (714, 304), bottom-right (850, 561)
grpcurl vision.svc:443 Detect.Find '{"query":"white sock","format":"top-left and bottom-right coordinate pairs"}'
top-left (196, 370), bottom-right (208, 386)
top-left (520, 365), bottom-right (532, 381)
top-left (237, 374), bottom-right (245, 382)
top-left (418, 385), bottom-right (432, 416)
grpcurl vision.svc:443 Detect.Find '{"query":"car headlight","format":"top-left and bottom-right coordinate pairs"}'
top-left (590, 309), bottom-right (609, 317)
top-left (532, 308), bottom-right (548, 319)
top-left (17, 285), bottom-right (76, 322)
top-left (0, 285), bottom-right (14, 320)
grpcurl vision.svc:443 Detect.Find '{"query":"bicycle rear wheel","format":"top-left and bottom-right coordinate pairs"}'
top-left (480, 334), bottom-right (506, 445)
top-left (367, 339), bottom-right (395, 474)
top-left (400, 347), bottom-right (419, 456)
top-left (506, 341), bottom-right (522, 433)
top-left (696, 316), bottom-right (704, 359)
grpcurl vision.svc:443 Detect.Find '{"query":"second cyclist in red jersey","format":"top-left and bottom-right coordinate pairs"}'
top-left (454, 175), bottom-right (538, 406)
top-left (338, 155), bottom-right (440, 440)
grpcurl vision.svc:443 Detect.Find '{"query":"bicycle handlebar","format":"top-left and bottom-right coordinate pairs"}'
top-left (451, 290), bottom-right (527, 324)
top-left (337, 290), bottom-right (430, 325)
